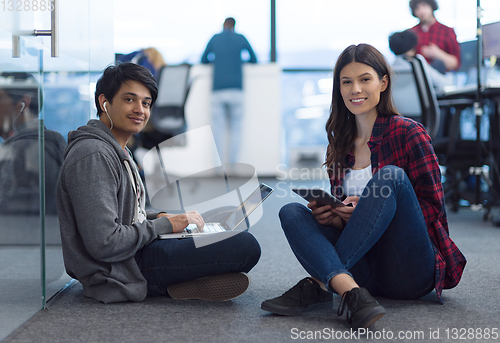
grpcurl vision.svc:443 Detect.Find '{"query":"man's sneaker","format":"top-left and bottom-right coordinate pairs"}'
top-left (337, 287), bottom-right (386, 328)
top-left (261, 277), bottom-right (333, 316)
top-left (167, 272), bottom-right (249, 301)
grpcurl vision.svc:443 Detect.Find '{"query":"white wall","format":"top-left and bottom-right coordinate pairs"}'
top-left (157, 63), bottom-right (282, 177)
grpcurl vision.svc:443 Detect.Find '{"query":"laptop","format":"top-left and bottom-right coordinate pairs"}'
top-left (159, 183), bottom-right (274, 239)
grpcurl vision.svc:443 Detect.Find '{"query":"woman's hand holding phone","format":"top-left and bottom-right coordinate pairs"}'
top-left (331, 196), bottom-right (358, 223)
top-left (308, 195), bottom-right (358, 227)
top-left (308, 201), bottom-right (337, 226)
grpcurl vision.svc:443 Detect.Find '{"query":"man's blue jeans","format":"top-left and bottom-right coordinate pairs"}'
top-left (280, 165), bottom-right (436, 299)
top-left (135, 231), bottom-right (261, 297)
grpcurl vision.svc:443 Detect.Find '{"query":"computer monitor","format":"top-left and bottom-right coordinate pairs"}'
top-left (482, 21), bottom-right (500, 59)
top-left (458, 40), bottom-right (478, 73)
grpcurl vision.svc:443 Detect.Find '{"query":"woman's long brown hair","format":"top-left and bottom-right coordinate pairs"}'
top-left (324, 44), bottom-right (399, 177)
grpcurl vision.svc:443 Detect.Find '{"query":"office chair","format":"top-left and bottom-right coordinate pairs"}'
top-left (427, 52), bottom-right (494, 213)
top-left (414, 56), bottom-right (487, 212)
top-left (140, 63), bottom-right (192, 149)
top-left (391, 55), bottom-right (441, 139)
top-left (410, 55), bottom-right (443, 140)
top-left (391, 55), bottom-right (440, 139)
top-left (391, 55), bottom-right (481, 211)
top-left (433, 98), bottom-right (494, 212)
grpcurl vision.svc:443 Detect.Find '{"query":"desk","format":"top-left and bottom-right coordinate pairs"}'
top-left (439, 82), bottom-right (500, 145)
top-left (441, 81), bottom-right (500, 99)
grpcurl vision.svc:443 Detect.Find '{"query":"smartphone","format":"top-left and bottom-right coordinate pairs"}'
top-left (292, 188), bottom-right (350, 208)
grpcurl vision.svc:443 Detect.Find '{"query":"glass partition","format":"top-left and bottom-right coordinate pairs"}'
top-left (0, 0), bottom-right (113, 340)
top-left (0, 28), bottom-right (45, 340)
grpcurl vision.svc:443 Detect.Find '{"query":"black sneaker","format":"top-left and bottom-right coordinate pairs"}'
top-left (337, 287), bottom-right (386, 328)
top-left (261, 277), bottom-right (333, 316)
top-left (167, 273), bottom-right (250, 301)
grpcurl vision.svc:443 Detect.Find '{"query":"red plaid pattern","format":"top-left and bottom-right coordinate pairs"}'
top-left (330, 115), bottom-right (466, 302)
top-left (411, 21), bottom-right (461, 70)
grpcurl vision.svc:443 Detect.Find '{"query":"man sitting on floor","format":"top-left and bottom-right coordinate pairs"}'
top-left (56, 62), bottom-right (261, 303)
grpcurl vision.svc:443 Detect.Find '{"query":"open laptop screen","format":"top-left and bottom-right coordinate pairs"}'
top-left (221, 183), bottom-right (274, 230)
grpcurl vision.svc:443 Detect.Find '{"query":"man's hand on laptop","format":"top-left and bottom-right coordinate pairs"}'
top-left (160, 211), bottom-right (205, 232)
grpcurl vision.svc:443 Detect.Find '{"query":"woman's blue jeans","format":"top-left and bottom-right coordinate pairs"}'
top-left (280, 165), bottom-right (436, 299)
top-left (135, 231), bottom-right (261, 297)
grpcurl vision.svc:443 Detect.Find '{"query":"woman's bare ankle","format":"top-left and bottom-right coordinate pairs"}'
top-left (329, 273), bottom-right (359, 295)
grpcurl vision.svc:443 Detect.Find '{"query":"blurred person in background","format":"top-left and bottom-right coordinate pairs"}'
top-left (117, 47), bottom-right (166, 80)
top-left (409, 0), bottom-right (460, 73)
top-left (201, 17), bottom-right (257, 168)
top-left (389, 29), bottom-right (452, 95)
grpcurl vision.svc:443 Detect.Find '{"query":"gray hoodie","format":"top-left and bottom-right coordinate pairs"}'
top-left (56, 119), bottom-right (172, 303)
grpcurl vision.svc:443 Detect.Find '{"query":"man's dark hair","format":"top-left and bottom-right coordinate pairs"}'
top-left (223, 17), bottom-right (235, 30)
top-left (389, 30), bottom-right (418, 56)
top-left (0, 72), bottom-right (41, 115)
top-left (409, 0), bottom-right (438, 17)
top-left (94, 62), bottom-right (158, 117)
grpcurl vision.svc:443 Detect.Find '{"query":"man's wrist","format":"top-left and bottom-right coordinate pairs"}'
top-left (156, 211), bottom-right (167, 219)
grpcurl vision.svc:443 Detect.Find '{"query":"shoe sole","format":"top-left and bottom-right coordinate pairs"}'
top-left (364, 312), bottom-right (385, 327)
top-left (167, 273), bottom-right (249, 301)
top-left (352, 306), bottom-right (386, 329)
top-left (261, 299), bottom-right (333, 316)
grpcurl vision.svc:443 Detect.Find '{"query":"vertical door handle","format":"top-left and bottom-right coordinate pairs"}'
top-left (12, 0), bottom-right (59, 58)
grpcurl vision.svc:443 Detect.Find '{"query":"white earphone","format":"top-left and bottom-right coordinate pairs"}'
top-left (12, 101), bottom-right (27, 130)
top-left (103, 101), bottom-right (113, 130)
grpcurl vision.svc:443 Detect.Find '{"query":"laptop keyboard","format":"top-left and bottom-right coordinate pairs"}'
top-left (186, 223), bottom-right (224, 234)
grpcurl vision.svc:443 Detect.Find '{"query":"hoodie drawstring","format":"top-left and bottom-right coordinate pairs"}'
top-left (124, 159), bottom-right (139, 224)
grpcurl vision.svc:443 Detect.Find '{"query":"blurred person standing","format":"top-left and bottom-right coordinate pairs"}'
top-left (201, 17), bottom-right (257, 167)
top-left (409, 0), bottom-right (460, 73)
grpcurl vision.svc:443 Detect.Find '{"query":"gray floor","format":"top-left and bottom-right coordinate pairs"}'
top-left (0, 247), bottom-right (70, 340)
top-left (3, 177), bottom-right (500, 343)
top-left (0, 214), bottom-right (72, 342)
